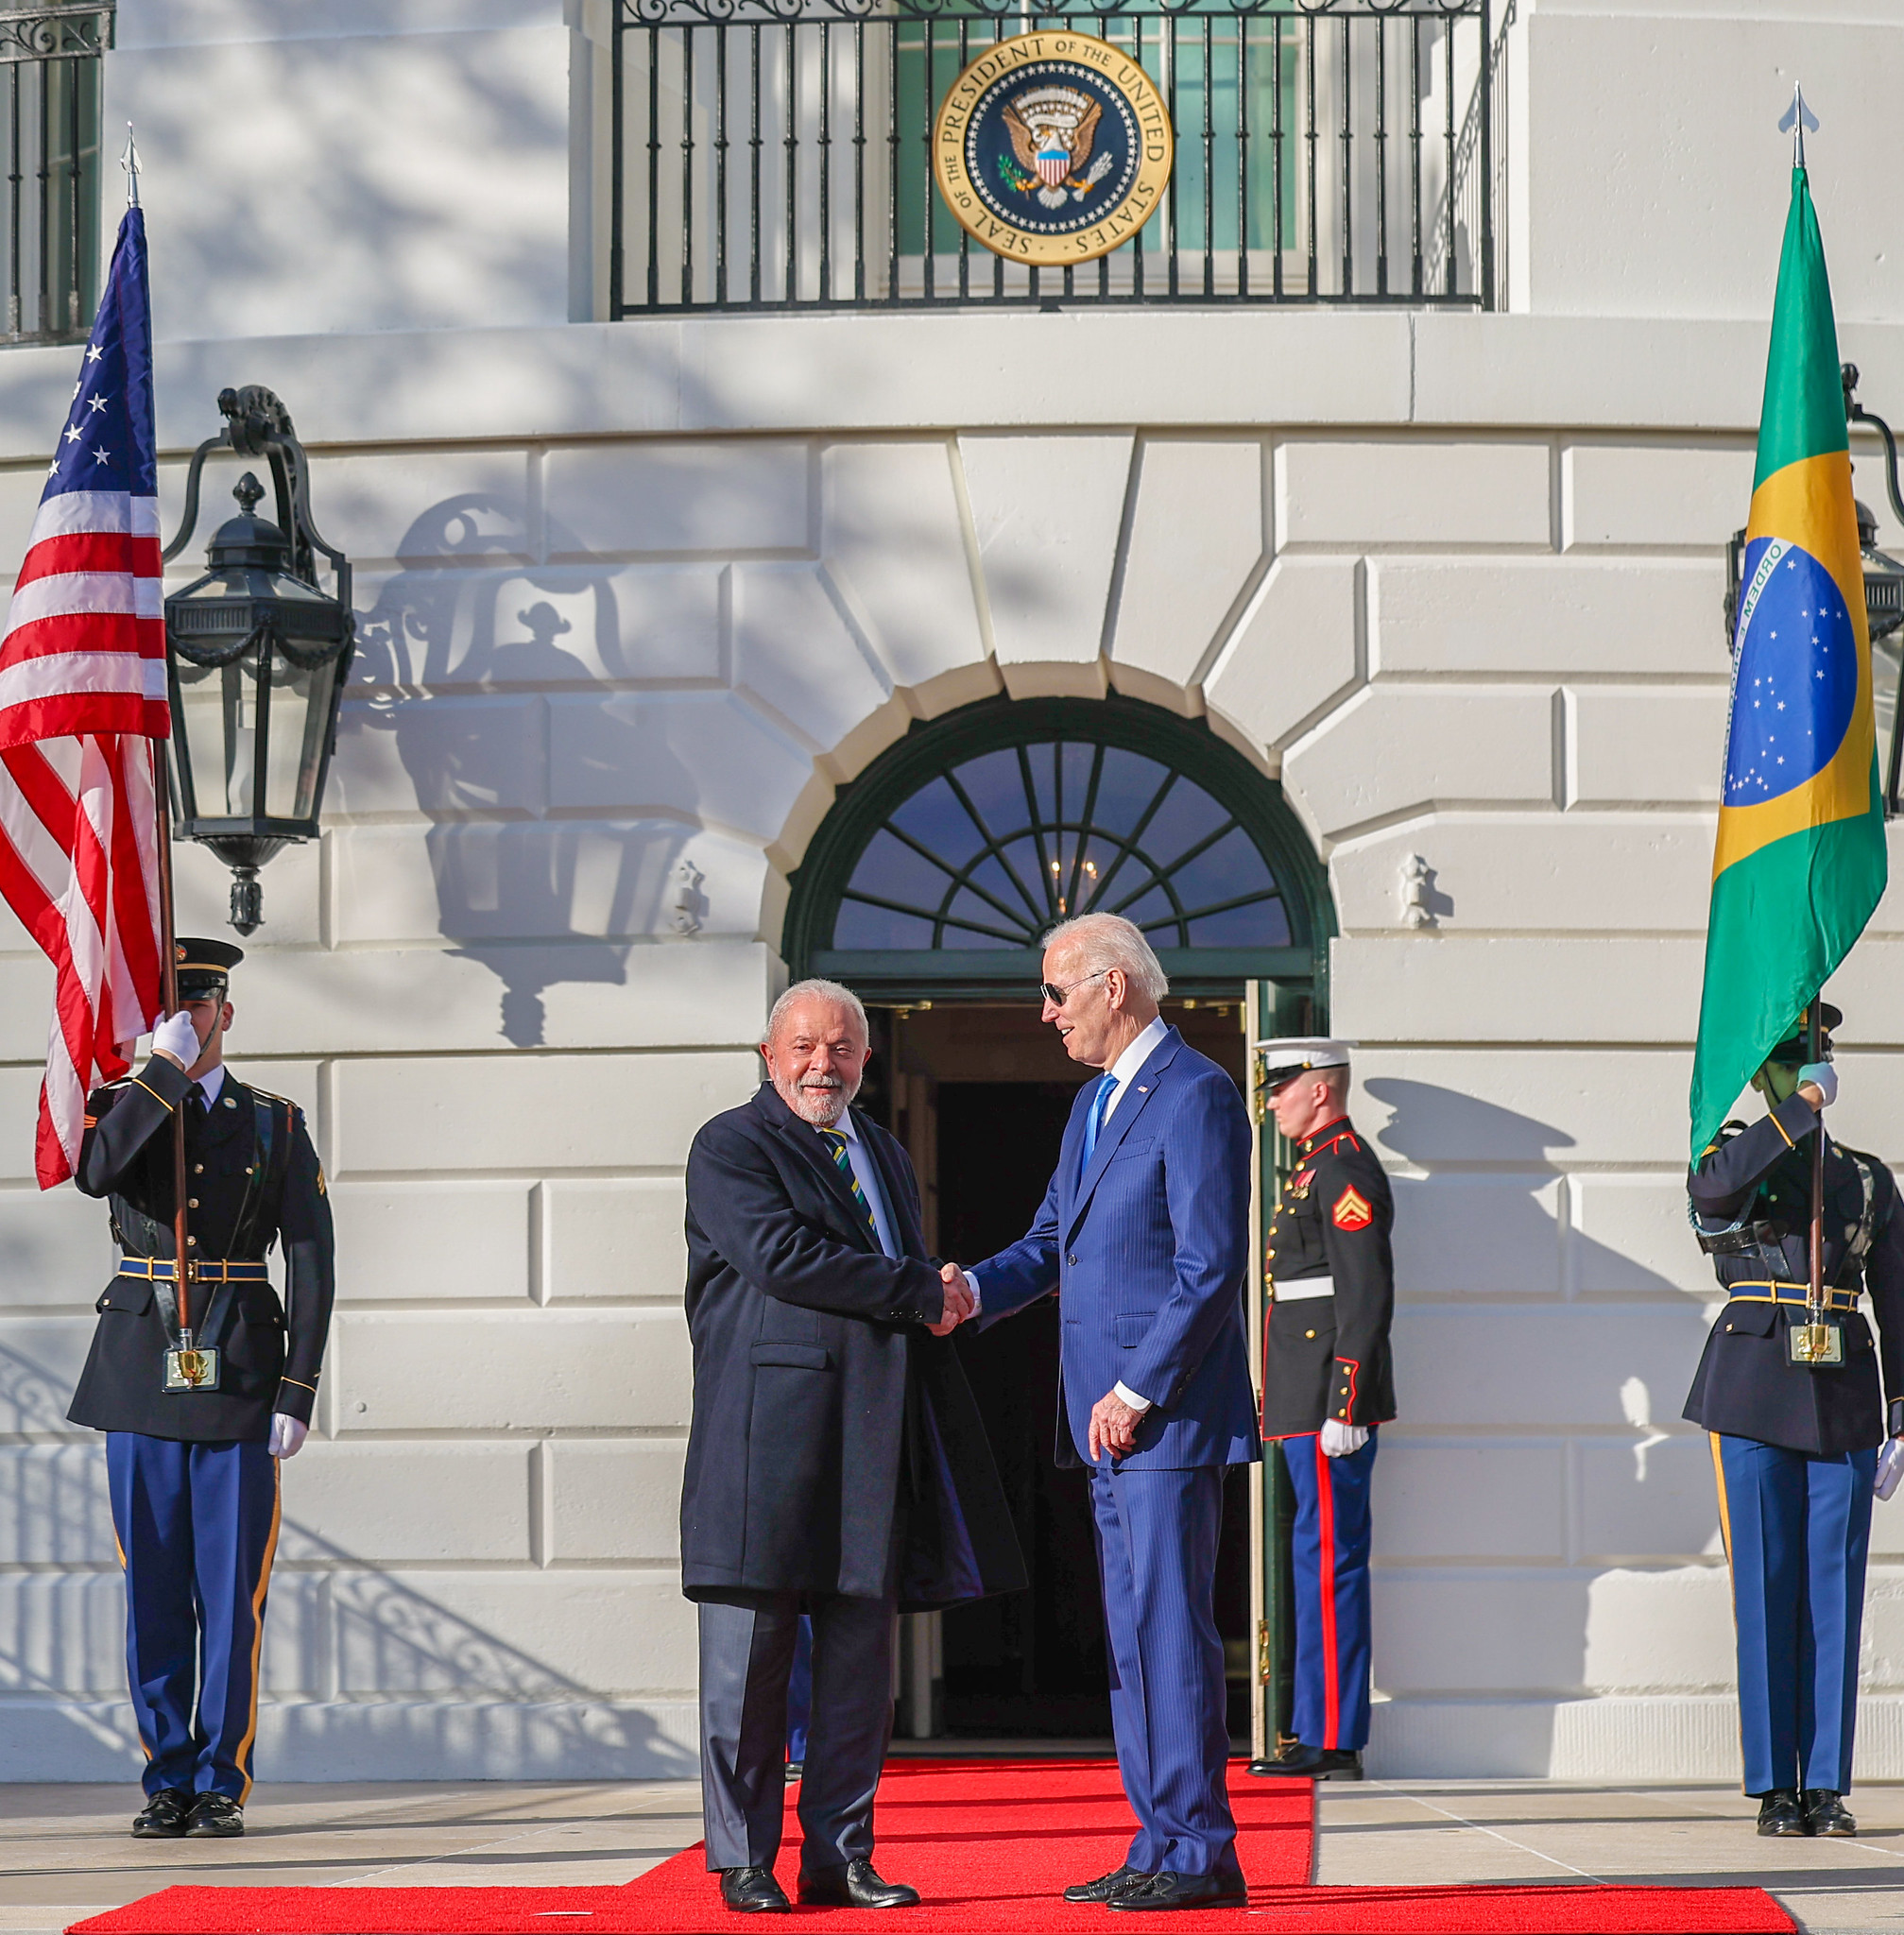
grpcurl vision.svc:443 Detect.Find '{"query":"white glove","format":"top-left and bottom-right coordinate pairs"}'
top-left (1798, 1061), bottom-right (1838, 1107)
top-left (1320, 1418), bottom-right (1369, 1458)
top-left (1877, 1436), bottom-right (1904, 1502)
top-left (268, 1413), bottom-right (308, 1460)
top-left (150, 1011), bottom-right (200, 1069)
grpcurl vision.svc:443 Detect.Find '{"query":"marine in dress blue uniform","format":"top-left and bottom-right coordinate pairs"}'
top-left (67, 941), bottom-right (334, 1841)
top-left (1252, 1039), bottom-right (1395, 1783)
top-left (1684, 1005), bottom-right (1904, 1840)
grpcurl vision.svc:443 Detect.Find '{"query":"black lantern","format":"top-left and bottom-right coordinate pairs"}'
top-left (1724, 366), bottom-right (1904, 819)
top-left (162, 387), bottom-right (354, 934)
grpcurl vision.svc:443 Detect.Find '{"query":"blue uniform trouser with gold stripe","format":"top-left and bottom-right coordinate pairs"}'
top-left (106, 1434), bottom-right (281, 1801)
top-left (1712, 1433), bottom-right (1877, 1796)
top-left (1284, 1429), bottom-right (1378, 1753)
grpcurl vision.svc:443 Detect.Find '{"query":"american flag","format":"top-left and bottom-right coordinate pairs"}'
top-left (0, 207), bottom-right (167, 1188)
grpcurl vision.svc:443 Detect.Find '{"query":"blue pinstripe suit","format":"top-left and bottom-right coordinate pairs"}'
top-left (973, 1027), bottom-right (1258, 1877)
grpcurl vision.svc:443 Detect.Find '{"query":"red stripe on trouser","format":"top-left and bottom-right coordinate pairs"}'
top-left (1314, 1434), bottom-right (1339, 1750)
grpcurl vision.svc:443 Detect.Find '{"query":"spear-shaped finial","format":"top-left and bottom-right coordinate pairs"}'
top-left (120, 124), bottom-right (139, 209)
top-left (1778, 84), bottom-right (1819, 168)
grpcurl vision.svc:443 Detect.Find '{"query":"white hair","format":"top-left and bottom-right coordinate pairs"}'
top-left (1042, 913), bottom-right (1170, 1002)
top-left (765, 977), bottom-right (868, 1043)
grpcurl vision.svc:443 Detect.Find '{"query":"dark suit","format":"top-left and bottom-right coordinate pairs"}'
top-left (681, 1083), bottom-right (1023, 1873)
top-left (69, 1052), bottom-right (333, 1803)
top-left (1685, 1095), bottom-right (1904, 1795)
top-left (972, 1027), bottom-right (1257, 1879)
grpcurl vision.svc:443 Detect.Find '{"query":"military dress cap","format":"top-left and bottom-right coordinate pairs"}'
top-left (1767, 1002), bottom-right (1843, 1064)
top-left (1254, 1036), bottom-right (1355, 1088)
top-left (173, 937), bottom-right (243, 1002)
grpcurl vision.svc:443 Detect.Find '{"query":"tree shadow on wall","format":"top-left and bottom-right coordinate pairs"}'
top-left (347, 493), bottom-right (698, 1047)
top-left (0, 1342), bottom-right (695, 1783)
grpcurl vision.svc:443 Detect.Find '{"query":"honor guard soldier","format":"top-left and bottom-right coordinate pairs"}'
top-left (1252, 1039), bottom-right (1396, 1782)
top-left (1685, 1004), bottom-right (1904, 1841)
top-left (66, 940), bottom-right (334, 1841)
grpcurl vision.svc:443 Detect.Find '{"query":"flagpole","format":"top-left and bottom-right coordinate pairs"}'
top-left (150, 742), bottom-right (192, 1341)
top-left (1808, 998), bottom-right (1825, 1328)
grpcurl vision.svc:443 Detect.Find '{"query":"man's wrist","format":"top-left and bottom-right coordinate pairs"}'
top-left (1112, 1380), bottom-right (1152, 1413)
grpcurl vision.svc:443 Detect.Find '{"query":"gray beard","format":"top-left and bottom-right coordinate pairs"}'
top-left (785, 1084), bottom-right (850, 1128)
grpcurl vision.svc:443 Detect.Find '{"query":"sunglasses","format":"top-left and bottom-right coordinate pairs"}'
top-left (1039, 968), bottom-right (1110, 1007)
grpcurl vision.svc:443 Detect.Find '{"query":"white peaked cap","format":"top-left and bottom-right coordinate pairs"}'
top-left (1251, 1036), bottom-right (1354, 1071)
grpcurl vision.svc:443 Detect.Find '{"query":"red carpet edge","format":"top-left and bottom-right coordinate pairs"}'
top-left (64, 1758), bottom-right (1794, 1935)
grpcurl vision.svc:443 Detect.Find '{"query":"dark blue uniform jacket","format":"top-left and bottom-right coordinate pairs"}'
top-left (1683, 1091), bottom-right (1904, 1456)
top-left (67, 1053), bottom-right (334, 1443)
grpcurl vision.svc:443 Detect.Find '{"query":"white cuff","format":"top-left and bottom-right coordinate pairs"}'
top-left (1113, 1380), bottom-right (1152, 1413)
top-left (963, 1269), bottom-right (982, 1315)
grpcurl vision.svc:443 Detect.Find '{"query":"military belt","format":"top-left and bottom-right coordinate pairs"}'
top-left (1726, 1280), bottom-right (1861, 1314)
top-left (117, 1259), bottom-right (270, 1284)
top-left (1273, 1275), bottom-right (1335, 1302)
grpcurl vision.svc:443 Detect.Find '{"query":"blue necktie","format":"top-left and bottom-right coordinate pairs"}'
top-left (1081, 1073), bottom-right (1120, 1173)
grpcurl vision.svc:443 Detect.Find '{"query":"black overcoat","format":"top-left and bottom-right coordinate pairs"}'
top-left (67, 1053), bottom-right (334, 1443)
top-left (679, 1083), bottom-right (1026, 1610)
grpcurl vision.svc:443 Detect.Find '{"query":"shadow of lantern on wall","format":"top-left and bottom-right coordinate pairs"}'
top-left (162, 385), bottom-right (355, 934)
top-left (1724, 363), bottom-right (1904, 818)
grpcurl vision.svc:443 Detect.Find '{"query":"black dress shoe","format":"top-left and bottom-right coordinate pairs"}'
top-left (1064, 1864), bottom-right (1155, 1904)
top-left (1251, 1742), bottom-right (1364, 1780)
top-left (719, 1866), bottom-right (792, 1913)
top-left (1803, 1789), bottom-right (1857, 1837)
top-left (1108, 1870), bottom-right (1248, 1912)
top-left (130, 1789), bottom-right (193, 1839)
top-left (1756, 1789), bottom-right (1808, 1837)
top-left (185, 1792), bottom-right (244, 1838)
top-left (798, 1858), bottom-right (920, 1909)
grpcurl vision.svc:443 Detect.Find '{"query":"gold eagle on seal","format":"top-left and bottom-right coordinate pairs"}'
top-left (1002, 85), bottom-right (1114, 210)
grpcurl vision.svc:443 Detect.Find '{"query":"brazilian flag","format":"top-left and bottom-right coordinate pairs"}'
top-left (1690, 163), bottom-right (1889, 1156)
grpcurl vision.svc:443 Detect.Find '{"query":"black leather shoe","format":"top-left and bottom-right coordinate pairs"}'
top-left (130, 1789), bottom-right (192, 1839)
top-left (799, 1858), bottom-right (920, 1909)
top-left (719, 1867), bottom-right (792, 1913)
top-left (1064, 1865), bottom-right (1156, 1904)
top-left (1756, 1789), bottom-right (1808, 1837)
top-left (1108, 1870), bottom-right (1248, 1912)
top-left (1251, 1742), bottom-right (1363, 1780)
top-left (185, 1793), bottom-right (244, 1838)
top-left (1803, 1789), bottom-right (1857, 1837)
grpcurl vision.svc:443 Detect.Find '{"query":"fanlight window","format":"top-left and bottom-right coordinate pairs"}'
top-left (832, 736), bottom-right (1290, 952)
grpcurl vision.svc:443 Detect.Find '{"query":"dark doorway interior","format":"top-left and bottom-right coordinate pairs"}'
top-left (889, 1002), bottom-right (1253, 1741)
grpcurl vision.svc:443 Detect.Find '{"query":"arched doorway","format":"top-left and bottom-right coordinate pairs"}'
top-left (785, 695), bottom-right (1331, 1745)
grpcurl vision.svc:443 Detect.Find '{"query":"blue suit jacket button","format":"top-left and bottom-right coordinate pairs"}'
top-left (1067, 1253), bottom-right (1078, 1266)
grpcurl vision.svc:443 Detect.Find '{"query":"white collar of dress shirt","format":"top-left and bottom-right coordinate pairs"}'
top-left (1104, 1013), bottom-right (1170, 1097)
top-left (825, 1104), bottom-right (862, 1143)
top-left (196, 1063), bottom-right (228, 1107)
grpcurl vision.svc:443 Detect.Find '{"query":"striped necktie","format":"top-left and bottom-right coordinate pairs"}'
top-left (817, 1127), bottom-right (882, 1250)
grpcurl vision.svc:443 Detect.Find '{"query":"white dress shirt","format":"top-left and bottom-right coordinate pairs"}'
top-left (828, 1107), bottom-right (900, 1259)
top-left (969, 1014), bottom-right (1173, 1414)
top-left (194, 1063), bottom-right (228, 1108)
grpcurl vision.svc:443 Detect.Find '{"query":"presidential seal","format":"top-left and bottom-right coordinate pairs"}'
top-left (932, 32), bottom-right (1173, 266)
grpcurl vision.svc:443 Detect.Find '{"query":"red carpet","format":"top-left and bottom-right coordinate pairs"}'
top-left (67, 1758), bottom-right (1793, 1935)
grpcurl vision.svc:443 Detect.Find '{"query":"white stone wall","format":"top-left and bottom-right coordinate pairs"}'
top-left (0, 0), bottom-right (1899, 1782)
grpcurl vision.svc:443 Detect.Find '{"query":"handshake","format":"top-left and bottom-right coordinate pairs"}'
top-left (928, 1260), bottom-right (978, 1338)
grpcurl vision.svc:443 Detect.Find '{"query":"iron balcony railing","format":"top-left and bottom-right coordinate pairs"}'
top-left (0, 4), bottom-right (111, 346)
top-left (611, 0), bottom-right (1501, 314)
